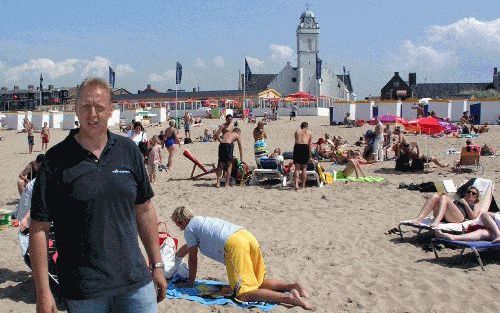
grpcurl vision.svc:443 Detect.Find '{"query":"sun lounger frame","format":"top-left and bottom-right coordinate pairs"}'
top-left (430, 238), bottom-right (500, 271)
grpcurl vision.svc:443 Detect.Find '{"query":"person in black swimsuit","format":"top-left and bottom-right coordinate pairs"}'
top-left (293, 122), bottom-right (312, 190)
top-left (411, 186), bottom-right (481, 227)
top-left (215, 127), bottom-right (242, 188)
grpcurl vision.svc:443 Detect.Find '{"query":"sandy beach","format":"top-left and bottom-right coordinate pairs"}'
top-left (0, 116), bottom-right (498, 313)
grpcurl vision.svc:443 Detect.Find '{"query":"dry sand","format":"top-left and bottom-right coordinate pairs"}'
top-left (0, 117), bottom-right (499, 313)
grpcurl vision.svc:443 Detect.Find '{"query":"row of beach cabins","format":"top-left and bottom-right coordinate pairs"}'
top-left (1, 99), bottom-right (499, 131)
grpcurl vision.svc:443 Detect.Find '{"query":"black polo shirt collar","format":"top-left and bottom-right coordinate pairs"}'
top-left (67, 128), bottom-right (118, 161)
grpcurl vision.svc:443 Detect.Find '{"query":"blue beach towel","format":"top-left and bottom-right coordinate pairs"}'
top-left (167, 276), bottom-right (276, 311)
top-left (434, 238), bottom-right (500, 250)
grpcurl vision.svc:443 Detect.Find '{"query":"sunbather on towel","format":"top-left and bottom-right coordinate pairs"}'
top-left (171, 207), bottom-right (312, 310)
top-left (336, 150), bottom-right (375, 179)
top-left (411, 186), bottom-right (481, 228)
top-left (435, 212), bottom-right (500, 243)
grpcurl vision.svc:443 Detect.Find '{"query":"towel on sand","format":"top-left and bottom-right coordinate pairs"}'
top-left (459, 133), bottom-right (479, 138)
top-left (167, 276), bottom-right (276, 311)
top-left (336, 176), bottom-right (385, 183)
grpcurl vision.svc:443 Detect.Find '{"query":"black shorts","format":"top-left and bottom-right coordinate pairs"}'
top-left (291, 111), bottom-right (297, 117)
top-left (293, 144), bottom-right (310, 164)
top-left (218, 143), bottom-right (234, 163)
top-left (27, 136), bottom-right (34, 146)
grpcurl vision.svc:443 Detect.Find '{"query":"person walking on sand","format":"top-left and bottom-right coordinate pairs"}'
top-left (26, 120), bottom-right (35, 154)
top-left (183, 112), bottom-right (192, 139)
top-left (29, 78), bottom-right (166, 313)
top-left (41, 122), bottom-right (50, 152)
top-left (215, 127), bottom-right (242, 188)
top-left (293, 122), bottom-right (312, 190)
top-left (147, 135), bottom-right (162, 184)
top-left (171, 206), bottom-right (312, 310)
top-left (290, 103), bottom-right (298, 121)
top-left (164, 120), bottom-right (182, 172)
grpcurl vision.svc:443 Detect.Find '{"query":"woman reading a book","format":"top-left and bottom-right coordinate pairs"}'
top-left (411, 186), bottom-right (481, 227)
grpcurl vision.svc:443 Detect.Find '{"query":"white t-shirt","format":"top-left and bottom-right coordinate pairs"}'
top-left (129, 131), bottom-right (147, 145)
top-left (184, 216), bottom-right (242, 264)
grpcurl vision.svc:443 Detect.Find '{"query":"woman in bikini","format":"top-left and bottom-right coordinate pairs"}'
top-left (253, 121), bottom-right (268, 160)
top-left (411, 186), bottom-right (481, 228)
top-left (164, 120), bottom-right (181, 171)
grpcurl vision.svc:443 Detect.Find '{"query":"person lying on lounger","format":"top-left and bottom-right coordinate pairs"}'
top-left (411, 186), bottom-right (481, 228)
top-left (435, 212), bottom-right (500, 243)
top-left (171, 206), bottom-right (312, 310)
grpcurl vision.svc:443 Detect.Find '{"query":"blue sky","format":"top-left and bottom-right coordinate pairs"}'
top-left (0, 0), bottom-right (499, 97)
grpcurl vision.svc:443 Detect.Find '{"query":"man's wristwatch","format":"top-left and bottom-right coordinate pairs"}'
top-left (151, 262), bottom-right (165, 270)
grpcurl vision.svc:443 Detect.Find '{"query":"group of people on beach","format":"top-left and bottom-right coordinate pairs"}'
top-left (11, 77), bottom-right (312, 312)
top-left (21, 118), bottom-right (50, 154)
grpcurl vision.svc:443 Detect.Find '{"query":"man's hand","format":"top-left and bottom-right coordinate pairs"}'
top-left (153, 268), bottom-right (167, 303)
top-left (36, 292), bottom-right (57, 313)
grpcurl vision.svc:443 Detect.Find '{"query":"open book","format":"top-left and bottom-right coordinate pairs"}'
top-left (435, 179), bottom-right (457, 195)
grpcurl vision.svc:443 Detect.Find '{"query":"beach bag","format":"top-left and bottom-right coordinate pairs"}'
top-left (158, 222), bottom-right (180, 279)
top-left (410, 158), bottom-right (425, 172)
top-left (138, 133), bottom-right (149, 154)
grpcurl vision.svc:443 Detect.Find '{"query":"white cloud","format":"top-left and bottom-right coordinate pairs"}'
top-left (426, 17), bottom-right (500, 53)
top-left (246, 56), bottom-right (265, 68)
top-left (393, 40), bottom-right (457, 70)
top-left (213, 56), bottom-right (224, 67)
top-left (1, 57), bottom-right (134, 82)
top-left (270, 44), bottom-right (293, 60)
top-left (194, 58), bottom-right (207, 69)
top-left (115, 64), bottom-right (134, 76)
top-left (148, 69), bottom-right (175, 82)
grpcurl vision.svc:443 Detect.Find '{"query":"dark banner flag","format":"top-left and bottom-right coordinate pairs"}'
top-left (176, 61), bottom-right (182, 84)
top-left (244, 58), bottom-right (252, 82)
top-left (316, 55), bottom-right (322, 80)
top-left (108, 66), bottom-right (116, 88)
top-left (39, 73), bottom-right (43, 90)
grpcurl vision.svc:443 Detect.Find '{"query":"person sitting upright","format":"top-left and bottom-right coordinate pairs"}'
top-left (402, 142), bottom-right (448, 168)
top-left (17, 154), bottom-right (44, 195)
top-left (411, 186), bottom-right (482, 228)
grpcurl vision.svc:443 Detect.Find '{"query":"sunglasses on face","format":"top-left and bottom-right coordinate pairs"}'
top-left (466, 190), bottom-right (478, 196)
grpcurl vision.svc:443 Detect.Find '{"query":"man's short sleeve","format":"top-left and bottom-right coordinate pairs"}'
top-left (133, 146), bottom-right (154, 204)
top-left (30, 162), bottom-right (52, 223)
top-left (184, 228), bottom-right (199, 248)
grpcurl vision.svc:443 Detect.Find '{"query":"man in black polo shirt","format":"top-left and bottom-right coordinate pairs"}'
top-left (29, 78), bottom-right (166, 313)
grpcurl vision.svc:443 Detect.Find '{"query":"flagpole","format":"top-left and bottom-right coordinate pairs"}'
top-left (175, 60), bottom-right (178, 121)
top-left (39, 73), bottom-right (43, 107)
top-left (243, 57), bottom-right (246, 112)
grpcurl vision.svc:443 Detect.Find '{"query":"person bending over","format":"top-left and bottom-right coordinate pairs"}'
top-left (171, 206), bottom-right (312, 310)
top-left (435, 212), bottom-right (500, 243)
top-left (17, 154), bottom-right (44, 195)
top-left (411, 186), bottom-right (481, 228)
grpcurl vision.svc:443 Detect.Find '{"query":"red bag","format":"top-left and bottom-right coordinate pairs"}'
top-left (158, 221), bottom-right (178, 249)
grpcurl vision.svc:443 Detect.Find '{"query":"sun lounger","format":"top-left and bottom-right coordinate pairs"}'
top-left (287, 162), bottom-right (323, 187)
top-left (398, 178), bottom-right (494, 240)
top-left (430, 238), bottom-right (500, 271)
top-left (250, 158), bottom-right (288, 187)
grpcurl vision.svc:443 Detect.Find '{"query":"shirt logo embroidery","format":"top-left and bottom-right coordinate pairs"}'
top-left (112, 169), bottom-right (131, 174)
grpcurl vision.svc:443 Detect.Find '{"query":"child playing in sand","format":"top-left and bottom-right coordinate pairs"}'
top-left (435, 212), bottom-right (500, 243)
top-left (147, 135), bottom-right (162, 183)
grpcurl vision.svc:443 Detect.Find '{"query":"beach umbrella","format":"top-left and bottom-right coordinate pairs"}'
top-left (416, 117), bottom-right (444, 135)
top-left (378, 114), bottom-right (397, 124)
top-left (438, 120), bottom-right (460, 134)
